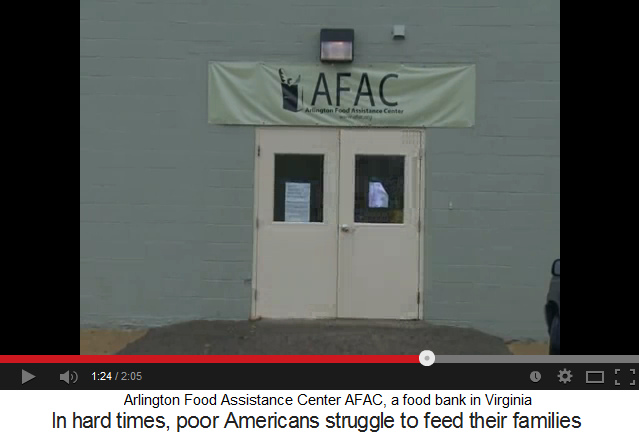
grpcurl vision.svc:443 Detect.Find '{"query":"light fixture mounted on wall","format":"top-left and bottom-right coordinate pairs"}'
top-left (320, 28), bottom-right (354, 63)
top-left (392, 25), bottom-right (406, 40)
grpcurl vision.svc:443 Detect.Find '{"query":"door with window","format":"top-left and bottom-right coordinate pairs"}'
top-left (255, 128), bottom-right (421, 319)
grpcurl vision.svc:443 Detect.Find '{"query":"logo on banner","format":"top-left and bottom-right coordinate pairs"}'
top-left (277, 69), bottom-right (404, 120)
top-left (279, 68), bottom-right (303, 112)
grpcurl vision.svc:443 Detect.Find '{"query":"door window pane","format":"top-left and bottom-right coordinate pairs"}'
top-left (274, 154), bottom-right (324, 223)
top-left (354, 155), bottom-right (404, 223)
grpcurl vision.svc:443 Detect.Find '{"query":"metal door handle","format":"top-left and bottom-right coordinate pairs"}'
top-left (340, 224), bottom-right (353, 232)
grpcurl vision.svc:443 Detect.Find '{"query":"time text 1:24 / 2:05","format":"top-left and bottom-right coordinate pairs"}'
top-left (92, 372), bottom-right (142, 381)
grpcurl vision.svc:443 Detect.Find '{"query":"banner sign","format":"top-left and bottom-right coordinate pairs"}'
top-left (208, 62), bottom-right (475, 127)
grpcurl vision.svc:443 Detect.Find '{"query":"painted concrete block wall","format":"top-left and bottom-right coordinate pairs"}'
top-left (80, 0), bottom-right (560, 339)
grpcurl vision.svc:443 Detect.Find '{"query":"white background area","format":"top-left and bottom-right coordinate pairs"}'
top-left (0, 389), bottom-right (636, 437)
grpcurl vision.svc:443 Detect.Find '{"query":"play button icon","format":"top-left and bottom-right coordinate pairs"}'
top-left (22, 369), bottom-right (35, 385)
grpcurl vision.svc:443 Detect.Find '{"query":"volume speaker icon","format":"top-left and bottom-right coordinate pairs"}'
top-left (60, 370), bottom-right (78, 384)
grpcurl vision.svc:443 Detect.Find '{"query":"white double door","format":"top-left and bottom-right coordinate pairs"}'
top-left (255, 128), bottom-right (422, 319)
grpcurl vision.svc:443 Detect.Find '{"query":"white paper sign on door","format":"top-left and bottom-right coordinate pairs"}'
top-left (369, 181), bottom-right (389, 208)
top-left (285, 182), bottom-right (311, 222)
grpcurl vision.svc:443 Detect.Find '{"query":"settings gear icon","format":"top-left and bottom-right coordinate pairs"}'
top-left (557, 368), bottom-right (572, 384)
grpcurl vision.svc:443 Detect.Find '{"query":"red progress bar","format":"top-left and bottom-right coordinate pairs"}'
top-left (0, 355), bottom-right (419, 363)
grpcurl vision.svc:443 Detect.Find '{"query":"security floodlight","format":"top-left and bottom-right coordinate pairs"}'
top-left (320, 28), bottom-right (354, 63)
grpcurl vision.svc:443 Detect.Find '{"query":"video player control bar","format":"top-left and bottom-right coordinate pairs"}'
top-left (4, 363), bottom-right (638, 391)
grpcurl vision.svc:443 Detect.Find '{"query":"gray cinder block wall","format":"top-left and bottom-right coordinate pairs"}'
top-left (80, 0), bottom-right (560, 339)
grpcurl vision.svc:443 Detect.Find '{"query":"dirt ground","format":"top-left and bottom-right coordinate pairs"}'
top-left (80, 329), bottom-right (148, 355)
top-left (80, 321), bottom-right (549, 355)
top-left (505, 341), bottom-right (549, 355)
